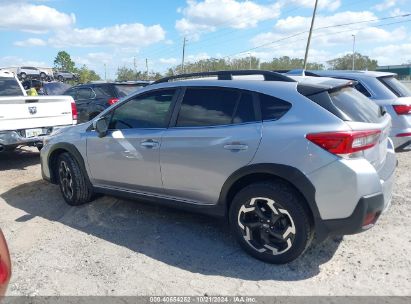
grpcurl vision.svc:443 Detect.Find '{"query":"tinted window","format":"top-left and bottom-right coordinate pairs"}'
top-left (43, 82), bottom-right (71, 95)
top-left (378, 76), bottom-right (411, 97)
top-left (177, 88), bottom-right (244, 127)
top-left (329, 87), bottom-right (382, 123)
top-left (115, 84), bottom-right (146, 97)
top-left (93, 86), bottom-right (113, 98)
top-left (0, 78), bottom-right (23, 96)
top-left (259, 93), bottom-right (292, 121)
top-left (354, 82), bottom-right (371, 97)
top-left (64, 88), bottom-right (77, 99)
top-left (76, 88), bottom-right (94, 100)
top-left (109, 89), bottom-right (175, 129)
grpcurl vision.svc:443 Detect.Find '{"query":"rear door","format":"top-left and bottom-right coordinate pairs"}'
top-left (160, 87), bottom-right (262, 205)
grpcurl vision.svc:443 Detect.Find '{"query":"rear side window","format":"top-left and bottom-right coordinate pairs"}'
top-left (93, 86), bottom-right (113, 98)
top-left (176, 88), bottom-right (256, 127)
top-left (0, 78), bottom-right (23, 96)
top-left (329, 87), bottom-right (382, 123)
top-left (378, 76), bottom-right (411, 97)
top-left (76, 88), bottom-right (94, 100)
top-left (259, 93), bottom-right (292, 121)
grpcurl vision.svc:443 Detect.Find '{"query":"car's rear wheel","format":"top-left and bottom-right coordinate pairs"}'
top-left (40, 72), bottom-right (46, 80)
top-left (58, 75), bottom-right (64, 82)
top-left (19, 72), bottom-right (27, 79)
top-left (229, 181), bottom-right (313, 264)
top-left (56, 152), bottom-right (93, 206)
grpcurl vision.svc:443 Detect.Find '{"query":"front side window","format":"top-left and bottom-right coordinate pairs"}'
top-left (109, 89), bottom-right (176, 129)
top-left (176, 88), bottom-right (256, 127)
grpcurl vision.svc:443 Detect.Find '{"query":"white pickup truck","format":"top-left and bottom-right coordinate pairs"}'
top-left (0, 71), bottom-right (77, 152)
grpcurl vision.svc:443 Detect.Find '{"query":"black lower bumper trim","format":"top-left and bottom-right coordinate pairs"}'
top-left (319, 193), bottom-right (385, 237)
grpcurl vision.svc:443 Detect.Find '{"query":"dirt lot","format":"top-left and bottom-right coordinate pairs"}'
top-left (0, 147), bottom-right (410, 296)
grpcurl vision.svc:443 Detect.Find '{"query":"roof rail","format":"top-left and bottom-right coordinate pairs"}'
top-left (153, 70), bottom-right (297, 84)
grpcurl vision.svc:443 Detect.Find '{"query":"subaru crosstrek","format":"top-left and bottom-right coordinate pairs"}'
top-left (40, 71), bottom-right (396, 263)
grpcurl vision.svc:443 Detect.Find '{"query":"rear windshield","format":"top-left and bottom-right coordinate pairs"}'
top-left (44, 82), bottom-right (72, 95)
top-left (378, 76), bottom-right (411, 97)
top-left (115, 84), bottom-right (146, 98)
top-left (307, 86), bottom-right (382, 123)
top-left (0, 77), bottom-right (23, 96)
top-left (329, 87), bottom-right (382, 123)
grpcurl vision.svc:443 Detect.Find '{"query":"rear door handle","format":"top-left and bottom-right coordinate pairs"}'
top-left (140, 139), bottom-right (159, 149)
top-left (224, 142), bottom-right (248, 151)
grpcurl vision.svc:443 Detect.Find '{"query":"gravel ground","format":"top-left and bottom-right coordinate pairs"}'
top-left (0, 147), bottom-right (410, 296)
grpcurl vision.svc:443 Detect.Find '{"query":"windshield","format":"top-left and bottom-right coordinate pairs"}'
top-left (378, 76), bottom-right (411, 97)
top-left (115, 84), bottom-right (146, 97)
top-left (0, 77), bottom-right (23, 96)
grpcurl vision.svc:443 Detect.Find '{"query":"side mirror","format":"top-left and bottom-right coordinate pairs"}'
top-left (93, 117), bottom-right (108, 138)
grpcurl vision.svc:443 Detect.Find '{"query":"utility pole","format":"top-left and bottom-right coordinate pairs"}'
top-left (104, 63), bottom-right (107, 81)
top-left (303, 0), bottom-right (319, 72)
top-left (145, 58), bottom-right (149, 78)
top-left (352, 34), bottom-right (356, 70)
top-left (249, 53), bottom-right (252, 70)
top-left (181, 37), bottom-right (187, 74)
top-left (133, 56), bottom-right (137, 74)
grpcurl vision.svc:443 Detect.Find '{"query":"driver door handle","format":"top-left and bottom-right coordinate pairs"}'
top-left (224, 142), bottom-right (248, 151)
top-left (140, 139), bottom-right (160, 149)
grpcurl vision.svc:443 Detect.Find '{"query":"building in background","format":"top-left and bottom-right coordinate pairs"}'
top-left (377, 64), bottom-right (411, 80)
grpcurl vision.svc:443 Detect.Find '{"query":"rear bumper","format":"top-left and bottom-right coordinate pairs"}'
top-left (318, 151), bottom-right (396, 237)
top-left (0, 126), bottom-right (72, 148)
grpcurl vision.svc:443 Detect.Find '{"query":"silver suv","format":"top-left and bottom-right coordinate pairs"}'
top-left (40, 71), bottom-right (396, 263)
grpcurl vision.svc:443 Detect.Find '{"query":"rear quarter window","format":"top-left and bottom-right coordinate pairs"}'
top-left (259, 93), bottom-right (292, 121)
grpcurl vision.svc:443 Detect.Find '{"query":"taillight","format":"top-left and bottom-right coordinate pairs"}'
top-left (393, 105), bottom-right (411, 115)
top-left (71, 102), bottom-right (78, 121)
top-left (108, 98), bottom-right (119, 106)
top-left (306, 130), bottom-right (381, 155)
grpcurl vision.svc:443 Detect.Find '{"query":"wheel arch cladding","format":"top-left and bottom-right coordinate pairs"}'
top-left (219, 163), bottom-right (327, 238)
top-left (48, 143), bottom-right (90, 186)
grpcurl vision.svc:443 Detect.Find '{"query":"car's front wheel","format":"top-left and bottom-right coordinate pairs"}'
top-left (56, 152), bottom-right (93, 206)
top-left (229, 181), bottom-right (313, 264)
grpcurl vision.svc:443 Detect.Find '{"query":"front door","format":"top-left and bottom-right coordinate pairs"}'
top-left (86, 89), bottom-right (178, 194)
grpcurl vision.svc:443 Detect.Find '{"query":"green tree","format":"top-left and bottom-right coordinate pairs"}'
top-left (54, 51), bottom-right (76, 72)
top-left (327, 53), bottom-right (378, 70)
top-left (260, 56), bottom-right (324, 70)
top-left (78, 65), bottom-right (101, 83)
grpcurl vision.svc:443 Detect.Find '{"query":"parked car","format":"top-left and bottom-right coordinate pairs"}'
top-left (0, 229), bottom-right (11, 297)
top-left (17, 66), bottom-right (40, 80)
top-left (40, 70), bottom-right (396, 264)
top-left (288, 70), bottom-right (411, 150)
top-left (0, 71), bottom-right (78, 152)
top-left (54, 70), bottom-right (79, 82)
top-left (63, 81), bottom-right (150, 123)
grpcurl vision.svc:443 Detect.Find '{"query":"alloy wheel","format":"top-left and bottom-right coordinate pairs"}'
top-left (59, 160), bottom-right (74, 200)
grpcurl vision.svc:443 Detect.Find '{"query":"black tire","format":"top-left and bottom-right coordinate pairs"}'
top-left (229, 181), bottom-right (313, 264)
top-left (40, 72), bottom-right (46, 80)
top-left (58, 75), bottom-right (64, 82)
top-left (56, 152), bottom-right (93, 206)
top-left (20, 72), bottom-right (27, 79)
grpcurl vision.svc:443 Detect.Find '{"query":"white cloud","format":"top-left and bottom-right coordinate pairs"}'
top-left (176, 0), bottom-right (281, 38)
top-left (0, 56), bottom-right (46, 68)
top-left (14, 38), bottom-right (47, 47)
top-left (371, 43), bottom-right (411, 65)
top-left (159, 58), bottom-right (179, 65)
top-left (374, 0), bottom-right (397, 12)
top-left (286, 0), bottom-right (341, 11)
top-left (49, 23), bottom-right (166, 48)
top-left (251, 11), bottom-right (407, 50)
top-left (0, 2), bottom-right (75, 33)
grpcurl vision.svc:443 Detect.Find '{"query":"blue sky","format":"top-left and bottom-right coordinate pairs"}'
top-left (1, 0), bottom-right (410, 79)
